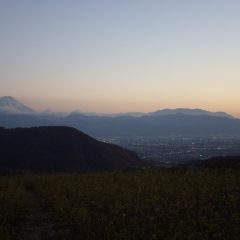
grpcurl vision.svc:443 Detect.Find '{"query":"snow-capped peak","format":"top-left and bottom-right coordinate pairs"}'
top-left (0, 96), bottom-right (36, 114)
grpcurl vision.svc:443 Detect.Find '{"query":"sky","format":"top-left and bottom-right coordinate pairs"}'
top-left (1, 0), bottom-right (240, 116)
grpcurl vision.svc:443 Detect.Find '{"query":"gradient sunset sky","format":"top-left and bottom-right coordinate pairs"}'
top-left (1, 1), bottom-right (240, 116)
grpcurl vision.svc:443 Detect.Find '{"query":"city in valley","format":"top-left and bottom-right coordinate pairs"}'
top-left (99, 136), bottom-right (240, 164)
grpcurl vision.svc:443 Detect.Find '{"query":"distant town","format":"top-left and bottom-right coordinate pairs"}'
top-left (99, 136), bottom-right (240, 164)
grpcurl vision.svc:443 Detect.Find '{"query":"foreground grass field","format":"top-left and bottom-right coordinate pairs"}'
top-left (1, 169), bottom-right (240, 239)
top-left (0, 177), bottom-right (28, 239)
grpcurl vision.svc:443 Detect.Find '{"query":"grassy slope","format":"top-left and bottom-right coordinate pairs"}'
top-left (0, 177), bottom-right (29, 240)
top-left (1, 169), bottom-right (240, 240)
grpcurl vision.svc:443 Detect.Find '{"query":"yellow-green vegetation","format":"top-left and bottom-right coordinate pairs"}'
top-left (1, 169), bottom-right (240, 240)
top-left (34, 169), bottom-right (240, 240)
top-left (0, 176), bottom-right (28, 240)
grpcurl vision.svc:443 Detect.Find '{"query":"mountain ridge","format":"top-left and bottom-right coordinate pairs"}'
top-left (149, 108), bottom-right (233, 118)
top-left (0, 97), bottom-right (239, 138)
top-left (0, 126), bottom-right (141, 172)
top-left (0, 96), bottom-right (235, 118)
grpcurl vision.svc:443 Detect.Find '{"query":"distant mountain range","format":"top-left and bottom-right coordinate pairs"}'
top-left (0, 96), bottom-right (234, 118)
top-left (0, 126), bottom-right (141, 172)
top-left (0, 96), bottom-right (240, 137)
top-left (148, 108), bottom-right (233, 118)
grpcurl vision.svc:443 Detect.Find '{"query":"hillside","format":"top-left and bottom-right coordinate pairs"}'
top-left (0, 126), bottom-right (141, 172)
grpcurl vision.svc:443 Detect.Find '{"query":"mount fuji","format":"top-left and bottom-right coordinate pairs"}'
top-left (0, 96), bottom-right (36, 114)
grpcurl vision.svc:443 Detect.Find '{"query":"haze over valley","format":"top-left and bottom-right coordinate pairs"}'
top-left (1, 96), bottom-right (240, 165)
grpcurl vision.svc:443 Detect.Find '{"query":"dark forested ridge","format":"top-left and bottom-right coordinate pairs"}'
top-left (0, 126), bottom-right (141, 172)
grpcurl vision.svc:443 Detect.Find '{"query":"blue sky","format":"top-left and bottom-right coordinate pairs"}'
top-left (1, 0), bottom-right (240, 115)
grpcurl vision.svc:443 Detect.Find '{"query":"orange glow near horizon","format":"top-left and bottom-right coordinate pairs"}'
top-left (19, 96), bottom-right (240, 118)
top-left (1, 1), bottom-right (240, 118)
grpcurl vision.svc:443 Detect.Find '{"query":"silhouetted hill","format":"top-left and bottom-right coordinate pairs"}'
top-left (0, 127), bottom-right (141, 172)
